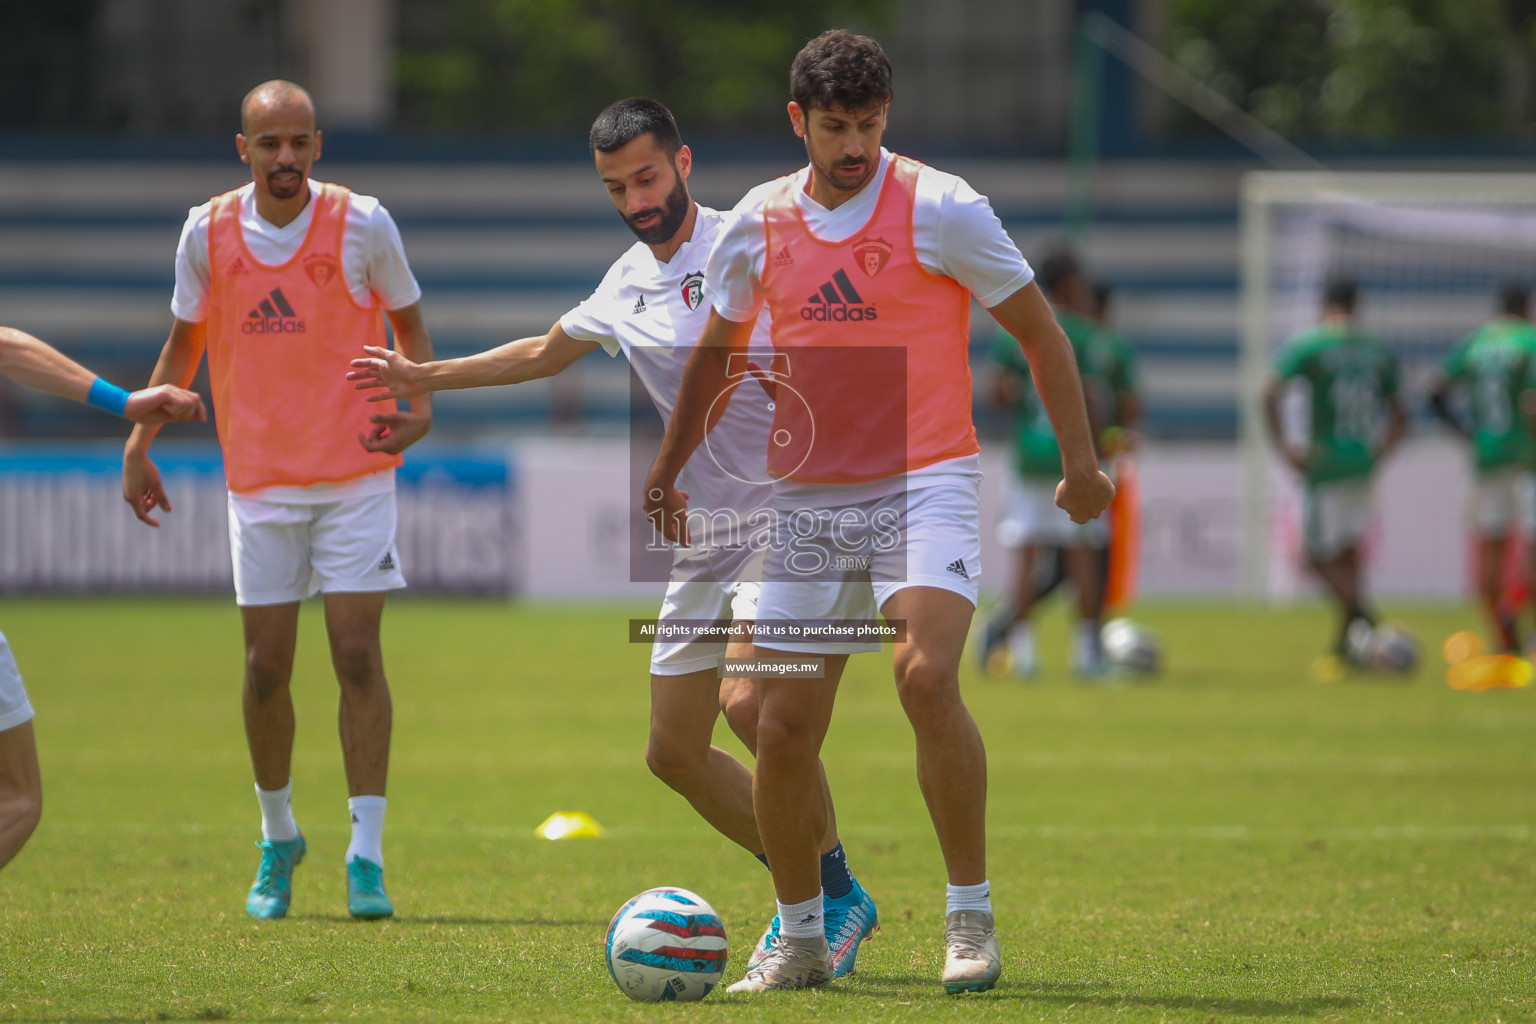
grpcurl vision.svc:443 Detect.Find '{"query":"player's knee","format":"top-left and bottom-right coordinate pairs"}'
top-left (329, 634), bottom-right (382, 687)
top-left (0, 779), bottom-right (41, 842)
top-left (719, 683), bottom-right (760, 753)
top-left (894, 653), bottom-right (959, 716)
top-left (755, 705), bottom-right (819, 761)
top-left (243, 648), bottom-right (290, 700)
top-left (644, 730), bottom-right (703, 786)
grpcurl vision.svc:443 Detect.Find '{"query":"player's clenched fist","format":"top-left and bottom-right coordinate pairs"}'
top-left (347, 345), bottom-right (425, 401)
top-left (1055, 467), bottom-right (1116, 525)
top-left (124, 384), bottom-right (206, 425)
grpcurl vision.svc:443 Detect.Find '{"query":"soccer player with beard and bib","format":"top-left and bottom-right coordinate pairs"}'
top-left (642, 32), bottom-right (1113, 994)
top-left (122, 80), bottom-right (435, 921)
top-left (0, 326), bottom-right (203, 875)
top-left (347, 98), bottom-right (879, 978)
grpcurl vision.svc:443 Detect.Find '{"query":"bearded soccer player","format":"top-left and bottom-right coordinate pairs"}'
top-left (643, 32), bottom-right (1113, 993)
top-left (1429, 283), bottom-right (1536, 652)
top-left (122, 81), bottom-right (434, 920)
top-left (347, 97), bottom-right (878, 976)
top-left (0, 326), bottom-right (203, 872)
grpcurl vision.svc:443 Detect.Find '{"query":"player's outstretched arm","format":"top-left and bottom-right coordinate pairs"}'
top-left (347, 322), bottom-right (599, 399)
top-left (989, 282), bottom-right (1114, 523)
top-left (123, 318), bottom-right (207, 527)
top-left (360, 302), bottom-right (438, 455)
top-left (643, 310), bottom-right (756, 545)
top-left (0, 325), bottom-right (205, 427)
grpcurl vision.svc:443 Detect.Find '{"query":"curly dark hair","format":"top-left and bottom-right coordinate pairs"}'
top-left (790, 29), bottom-right (893, 114)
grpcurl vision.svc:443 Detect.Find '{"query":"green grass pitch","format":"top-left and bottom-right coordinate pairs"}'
top-left (0, 596), bottom-right (1532, 1023)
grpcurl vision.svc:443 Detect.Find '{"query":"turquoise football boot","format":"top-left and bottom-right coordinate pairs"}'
top-left (346, 856), bottom-right (394, 920)
top-left (745, 879), bottom-right (879, 978)
top-left (824, 879), bottom-right (879, 977)
top-left (245, 835), bottom-right (306, 920)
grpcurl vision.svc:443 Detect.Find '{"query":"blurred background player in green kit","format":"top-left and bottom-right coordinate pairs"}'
top-left (1265, 276), bottom-right (1406, 666)
top-left (1428, 282), bottom-right (1536, 653)
top-left (979, 250), bottom-right (1119, 678)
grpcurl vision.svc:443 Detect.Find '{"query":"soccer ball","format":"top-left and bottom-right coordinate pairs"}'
top-left (605, 887), bottom-right (727, 1002)
top-left (1100, 617), bottom-right (1162, 676)
top-left (1366, 622), bottom-right (1419, 674)
top-left (1345, 620), bottom-right (1419, 674)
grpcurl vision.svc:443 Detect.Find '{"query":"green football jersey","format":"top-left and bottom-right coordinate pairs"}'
top-left (994, 309), bottom-right (1111, 479)
top-left (1442, 318), bottom-right (1536, 471)
top-left (1093, 326), bottom-right (1139, 429)
top-left (1272, 322), bottom-right (1400, 484)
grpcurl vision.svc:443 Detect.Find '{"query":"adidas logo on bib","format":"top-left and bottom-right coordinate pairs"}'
top-left (243, 288), bottom-right (306, 334)
top-left (800, 269), bottom-right (876, 322)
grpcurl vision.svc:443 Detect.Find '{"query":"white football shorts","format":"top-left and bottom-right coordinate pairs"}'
top-left (753, 479), bottom-right (982, 656)
top-left (229, 490), bottom-right (406, 606)
top-left (0, 630), bottom-right (34, 733)
top-left (1303, 477), bottom-right (1373, 561)
top-left (995, 474), bottom-right (1109, 549)
top-left (1469, 466), bottom-right (1535, 538)
top-left (650, 546), bottom-right (763, 676)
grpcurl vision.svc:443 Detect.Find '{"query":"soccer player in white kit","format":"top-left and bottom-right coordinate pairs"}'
top-left (348, 98), bottom-right (878, 977)
top-left (122, 81), bottom-right (435, 920)
top-left (643, 32), bottom-right (1113, 993)
top-left (0, 325), bottom-right (204, 872)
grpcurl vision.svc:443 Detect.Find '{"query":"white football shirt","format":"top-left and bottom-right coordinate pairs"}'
top-left (561, 205), bottom-right (775, 537)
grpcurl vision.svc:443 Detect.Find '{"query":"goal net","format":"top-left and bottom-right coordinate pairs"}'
top-left (1239, 172), bottom-right (1536, 599)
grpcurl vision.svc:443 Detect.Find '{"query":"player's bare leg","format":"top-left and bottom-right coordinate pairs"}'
top-left (241, 602), bottom-right (302, 790)
top-left (882, 585), bottom-right (1000, 992)
top-left (648, 667), bottom-right (760, 852)
top-left (882, 586), bottom-right (986, 884)
top-left (1065, 545), bottom-right (1106, 675)
top-left (240, 601), bottom-right (306, 919)
top-left (1478, 536), bottom-right (1519, 652)
top-left (323, 591), bottom-right (393, 919)
top-left (726, 655), bottom-right (845, 992)
top-left (323, 592), bottom-right (391, 798)
top-left (1310, 546), bottom-right (1373, 659)
top-left (0, 722), bottom-right (42, 870)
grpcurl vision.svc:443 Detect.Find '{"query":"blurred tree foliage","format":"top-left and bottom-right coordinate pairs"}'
top-left (396, 0), bottom-right (893, 134)
top-left (1166, 0), bottom-right (1536, 139)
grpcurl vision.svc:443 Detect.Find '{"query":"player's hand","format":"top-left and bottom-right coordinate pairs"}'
top-left (347, 345), bottom-right (426, 401)
top-left (123, 451), bottom-right (172, 528)
top-left (359, 406), bottom-right (432, 455)
top-left (642, 471), bottom-right (691, 546)
top-left (123, 384), bottom-right (206, 425)
top-left (1055, 467), bottom-right (1116, 524)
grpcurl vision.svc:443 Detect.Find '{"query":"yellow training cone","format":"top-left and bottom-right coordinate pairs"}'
top-left (535, 811), bottom-right (606, 840)
top-left (1446, 654), bottom-right (1534, 692)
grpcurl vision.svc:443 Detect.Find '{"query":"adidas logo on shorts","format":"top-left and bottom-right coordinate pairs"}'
top-left (378, 551), bottom-right (395, 572)
top-left (946, 558), bottom-right (969, 580)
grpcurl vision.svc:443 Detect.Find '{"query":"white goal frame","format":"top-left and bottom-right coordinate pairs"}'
top-left (1238, 172), bottom-right (1536, 598)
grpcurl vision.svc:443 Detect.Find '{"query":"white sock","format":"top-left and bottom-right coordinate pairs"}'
top-left (1076, 620), bottom-right (1102, 664)
top-left (346, 795), bottom-right (386, 867)
top-left (946, 880), bottom-right (993, 917)
top-left (256, 781), bottom-right (298, 842)
top-left (777, 891), bottom-right (825, 940)
top-left (1007, 621), bottom-right (1035, 667)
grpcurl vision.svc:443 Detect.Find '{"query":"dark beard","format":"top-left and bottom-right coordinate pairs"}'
top-left (623, 172), bottom-right (690, 244)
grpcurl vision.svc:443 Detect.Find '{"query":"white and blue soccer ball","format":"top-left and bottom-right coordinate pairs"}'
top-left (1100, 617), bottom-right (1163, 676)
top-left (605, 887), bottom-right (727, 1002)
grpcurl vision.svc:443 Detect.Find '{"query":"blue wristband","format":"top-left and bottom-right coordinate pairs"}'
top-left (87, 377), bottom-right (131, 418)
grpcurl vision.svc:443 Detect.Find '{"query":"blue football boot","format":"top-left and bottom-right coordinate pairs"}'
top-left (245, 835), bottom-right (306, 920)
top-left (346, 856), bottom-right (394, 920)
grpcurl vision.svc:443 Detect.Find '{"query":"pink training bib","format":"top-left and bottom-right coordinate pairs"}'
top-left (760, 154), bottom-right (979, 485)
top-left (200, 181), bottom-right (402, 493)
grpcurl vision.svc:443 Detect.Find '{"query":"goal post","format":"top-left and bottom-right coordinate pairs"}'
top-left (1239, 172), bottom-right (1536, 599)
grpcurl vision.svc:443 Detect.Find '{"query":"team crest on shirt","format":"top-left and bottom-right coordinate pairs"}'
top-left (303, 252), bottom-right (338, 287)
top-left (852, 236), bottom-right (892, 278)
top-left (680, 271), bottom-right (705, 311)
